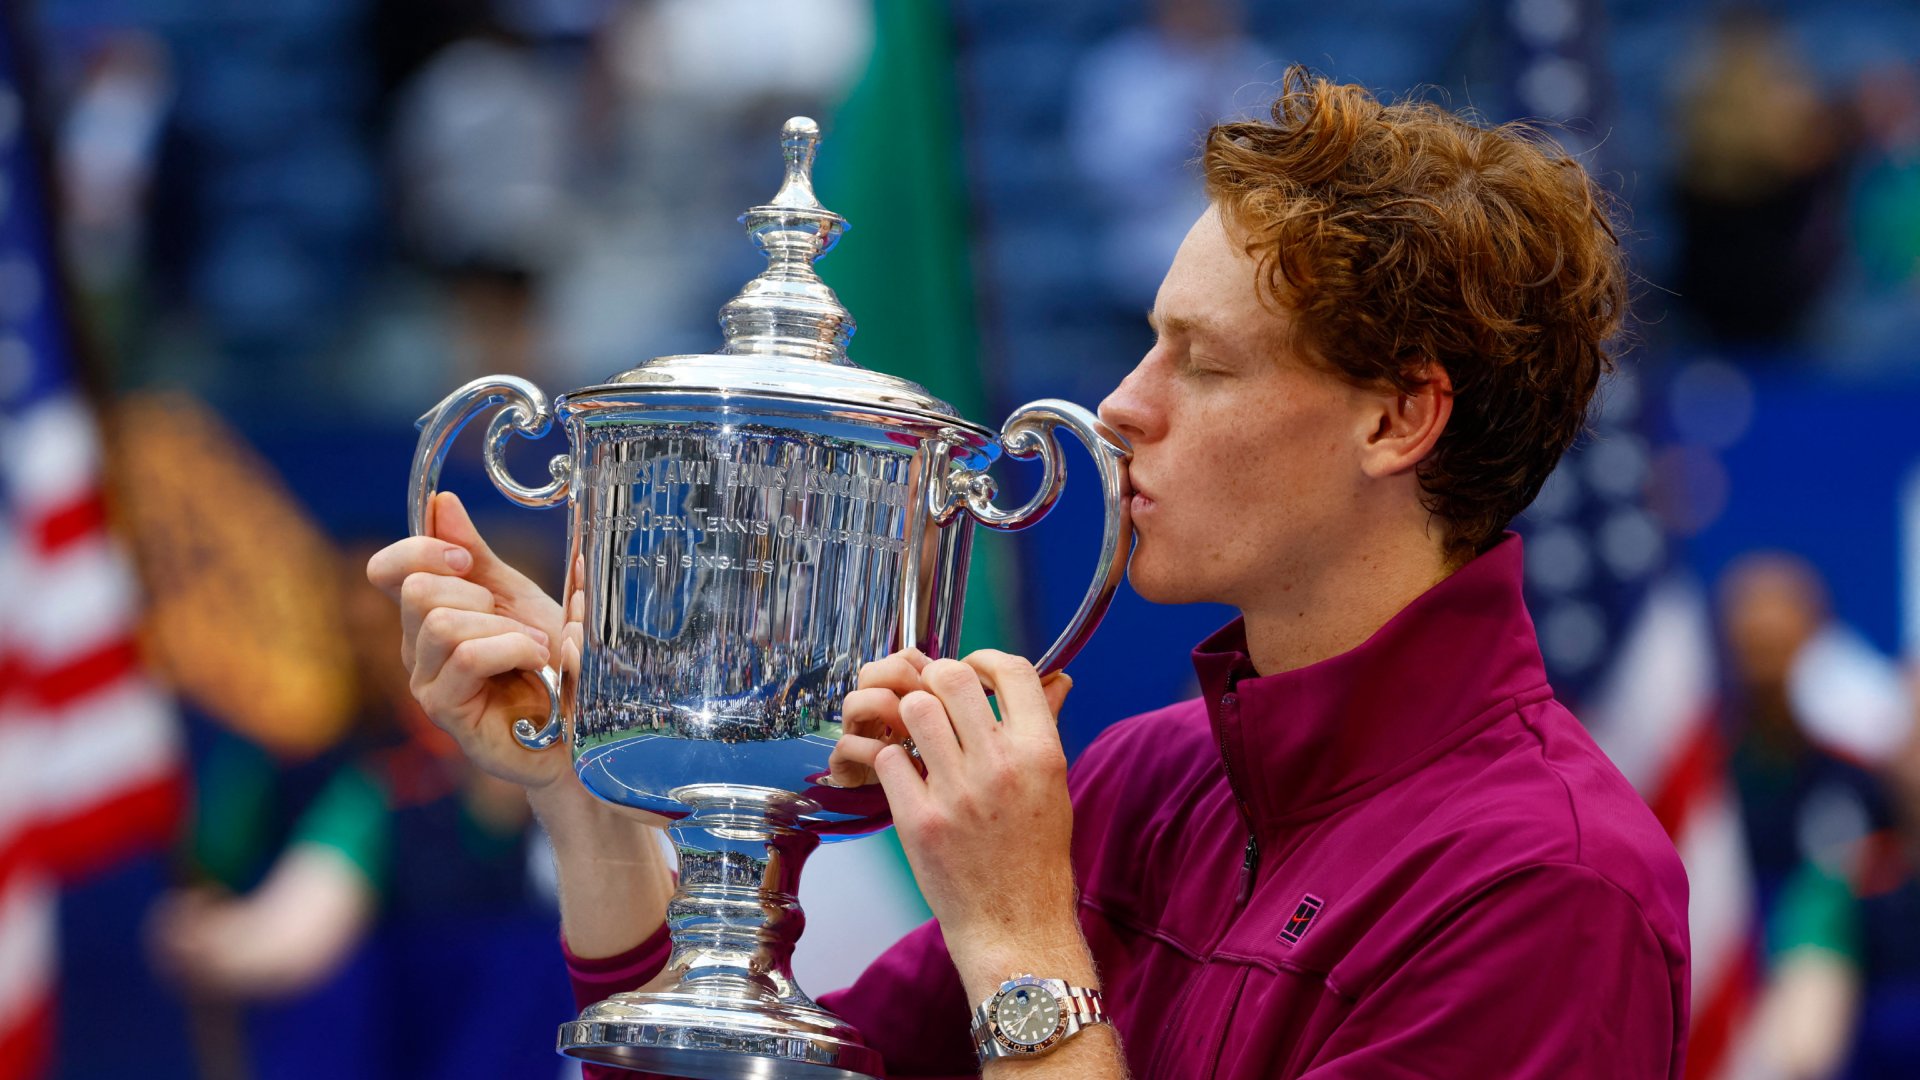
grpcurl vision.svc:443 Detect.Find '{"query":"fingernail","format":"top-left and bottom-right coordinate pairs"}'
top-left (445, 548), bottom-right (472, 572)
top-left (525, 626), bottom-right (549, 646)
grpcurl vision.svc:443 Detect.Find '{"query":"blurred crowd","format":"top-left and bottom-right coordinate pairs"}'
top-left (39, 0), bottom-right (872, 417)
top-left (6, 0), bottom-right (1920, 1077)
top-left (1669, 9), bottom-right (1920, 364)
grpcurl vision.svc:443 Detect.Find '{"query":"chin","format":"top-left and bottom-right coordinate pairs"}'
top-left (1125, 553), bottom-right (1215, 607)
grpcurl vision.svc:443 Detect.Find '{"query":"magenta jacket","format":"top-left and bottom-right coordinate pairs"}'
top-left (570, 536), bottom-right (1691, 1077)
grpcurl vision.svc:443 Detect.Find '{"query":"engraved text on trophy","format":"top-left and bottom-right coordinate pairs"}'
top-left (571, 424), bottom-right (916, 800)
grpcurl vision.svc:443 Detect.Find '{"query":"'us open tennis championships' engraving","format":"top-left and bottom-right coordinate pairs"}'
top-left (587, 452), bottom-right (913, 575)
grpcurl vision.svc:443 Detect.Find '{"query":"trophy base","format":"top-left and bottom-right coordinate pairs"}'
top-left (558, 987), bottom-right (883, 1080)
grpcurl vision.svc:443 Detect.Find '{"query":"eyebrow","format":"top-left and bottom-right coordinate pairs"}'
top-left (1145, 310), bottom-right (1227, 341)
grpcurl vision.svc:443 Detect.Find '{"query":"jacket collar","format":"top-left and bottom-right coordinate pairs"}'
top-left (1191, 534), bottom-right (1552, 833)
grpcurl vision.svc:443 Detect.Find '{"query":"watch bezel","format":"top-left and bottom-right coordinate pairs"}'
top-left (987, 976), bottom-right (1070, 1055)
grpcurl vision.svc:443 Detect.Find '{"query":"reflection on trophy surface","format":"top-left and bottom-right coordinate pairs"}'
top-left (406, 116), bottom-right (1131, 1079)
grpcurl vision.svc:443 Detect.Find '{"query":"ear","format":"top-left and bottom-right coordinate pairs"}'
top-left (1358, 362), bottom-right (1452, 479)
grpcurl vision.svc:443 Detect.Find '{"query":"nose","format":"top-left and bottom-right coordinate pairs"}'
top-left (1098, 351), bottom-right (1162, 444)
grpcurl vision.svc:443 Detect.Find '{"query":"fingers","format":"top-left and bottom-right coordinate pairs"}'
top-left (367, 536), bottom-right (475, 600)
top-left (920, 658), bottom-right (999, 750)
top-left (399, 572), bottom-right (498, 663)
top-left (897, 689), bottom-right (964, 776)
top-left (1041, 672), bottom-right (1074, 719)
top-left (412, 608), bottom-right (551, 696)
top-left (871, 743), bottom-right (928, 814)
top-left (842, 686), bottom-right (905, 741)
top-left (826, 733), bottom-right (889, 788)
top-left (837, 672), bottom-right (917, 788)
top-left (858, 648), bottom-right (931, 695)
top-left (414, 633), bottom-right (552, 724)
top-left (961, 650), bottom-right (1060, 738)
top-left (426, 491), bottom-right (490, 555)
top-left (428, 492), bottom-right (528, 597)
top-left (830, 733), bottom-right (892, 767)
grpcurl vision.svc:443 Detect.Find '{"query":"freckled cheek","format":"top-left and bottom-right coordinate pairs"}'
top-left (1215, 448), bottom-right (1306, 529)
top-left (1173, 429), bottom-right (1264, 481)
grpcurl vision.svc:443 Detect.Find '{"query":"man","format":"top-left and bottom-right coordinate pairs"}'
top-left (370, 70), bottom-right (1689, 1077)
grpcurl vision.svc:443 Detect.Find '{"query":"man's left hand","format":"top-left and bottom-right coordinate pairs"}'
top-left (835, 650), bottom-right (1084, 992)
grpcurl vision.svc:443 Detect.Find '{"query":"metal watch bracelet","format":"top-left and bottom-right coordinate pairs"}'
top-left (971, 977), bottom-right (1108, 1065)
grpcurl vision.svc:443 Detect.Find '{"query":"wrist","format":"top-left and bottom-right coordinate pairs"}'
top-left (950, 920), bottom-right (1099, 1008)
top-left (528, 777), bottom-right (661, 859)
top-left (531, 778), bottom-right (677, 963)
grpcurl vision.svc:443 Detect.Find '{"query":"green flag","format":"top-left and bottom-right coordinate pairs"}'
top-left (798, 1), bottom-right (1016, 937)
top-left (818, 0), bottom-right (1016, 663)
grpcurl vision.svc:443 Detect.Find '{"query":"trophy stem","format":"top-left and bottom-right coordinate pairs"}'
top-left (558, 787), bottom-right (883, 1079)
top-left (660, 794), bottom-right (817, 1005)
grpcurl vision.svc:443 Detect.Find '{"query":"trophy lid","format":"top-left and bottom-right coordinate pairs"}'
top-left (582, 117), bottom-right (973, 428)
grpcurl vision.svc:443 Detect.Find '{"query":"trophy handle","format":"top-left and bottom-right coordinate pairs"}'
top-left (408, 375), bottom-right (573, 752)
top-left (954, 399), bottom-right (1133, 675)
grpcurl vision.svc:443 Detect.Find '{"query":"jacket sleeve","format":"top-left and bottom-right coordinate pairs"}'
top-left (1298, 863), bottom-right (1688, 1079)
top-left (817, 918), bottom-right (978, 1078)
top-left (565, 925), bottom-right (671, 1013)
top-left (564, 917), bottom-right (975, 1080)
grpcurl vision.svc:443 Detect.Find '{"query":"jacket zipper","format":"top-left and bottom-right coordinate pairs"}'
top-left (1217, 690), bottom-right (1262, 907)
top-left (1234, 832), bottom-right (1261, 907)
top-left (1144, 688), bottom-right (1260, 1080)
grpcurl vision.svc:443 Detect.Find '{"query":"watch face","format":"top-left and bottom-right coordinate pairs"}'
top-left (993, 984), bottom-right (1064, 1050)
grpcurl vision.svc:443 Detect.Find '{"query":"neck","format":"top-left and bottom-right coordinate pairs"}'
top-left (1237, 524), bottom-right (1455, 676)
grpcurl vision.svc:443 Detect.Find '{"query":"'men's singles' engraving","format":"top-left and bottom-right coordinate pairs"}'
top-left (587, 442), bottom-right (914, 575)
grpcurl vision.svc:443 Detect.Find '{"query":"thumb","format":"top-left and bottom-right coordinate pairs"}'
top-left (428, 491), bottom-right (511, 582)
top-left (1040, 672), bottom-right (1074, 719)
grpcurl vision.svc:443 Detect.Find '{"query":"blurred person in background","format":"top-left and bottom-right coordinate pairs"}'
top-left (1815, 59), bottom-right (1920, 369)
top-left (1857, 674), bottom-right (1920, 1078)
top-left (53, 28), bottom-right (169, 356)
top-left (1065, 0), bottom-right (1270, 317)
top-left (1717, 552), bottom-right (1919, 1078)
top-left (1720, 552), bottom-right (1906, 887)
top-left (1848, 63), bottom-right (1920, 294)
top-left (147, 538), bottom-right (571, 1080)
top-left (390, 12), bottom-right (576, 384)
top-left (541, 0), bottom-right (868, 383)
top-left (97, 386), bottom-right (570, 1080)
top-left (1670, 9), bottom-right (1850, 353)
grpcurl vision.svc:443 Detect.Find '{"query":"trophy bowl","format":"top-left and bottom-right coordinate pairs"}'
top-left (406, 118), bottom-right (1131, 1079)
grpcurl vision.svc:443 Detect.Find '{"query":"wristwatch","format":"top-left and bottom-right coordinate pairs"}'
top-left (970, 974), bottom-right (1107, 1065)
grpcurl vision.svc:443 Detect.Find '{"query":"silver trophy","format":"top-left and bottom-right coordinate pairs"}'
top-left (407, 117), bottom-right (1131, 1079)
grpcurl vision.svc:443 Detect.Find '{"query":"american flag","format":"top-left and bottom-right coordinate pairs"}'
top-left (1527, 365), bottom-right (1765, 1075)
top-left (1502, 1), bottom-right (1762, 1075)
top-left (1522, 342), bottom-right (1764, 1080)
top-left (1515, 259), bottom-right (1767, 1080)
top-left (0, 17), bottom-right (183, 1079)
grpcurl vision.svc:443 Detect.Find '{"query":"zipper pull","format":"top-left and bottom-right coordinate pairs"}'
top-left (1235, 832), bottom-right (1260, 906)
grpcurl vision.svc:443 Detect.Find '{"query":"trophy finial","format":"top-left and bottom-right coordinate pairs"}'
top-left (772, 117), bottom-right (822, 210)
top-left (718, 116), bottom-right (857, 365)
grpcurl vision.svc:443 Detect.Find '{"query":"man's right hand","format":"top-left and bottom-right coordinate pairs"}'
top-left (369, 491), bottom-right (674, 963)
top-left (366, 490), bottom-right (568, 791)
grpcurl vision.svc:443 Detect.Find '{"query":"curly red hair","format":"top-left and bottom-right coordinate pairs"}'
top-left (1203, 68), bottom-right (1628, 564)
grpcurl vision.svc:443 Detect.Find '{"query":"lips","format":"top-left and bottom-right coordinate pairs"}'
top-left (1128, 478), bottom-right (1157, 516)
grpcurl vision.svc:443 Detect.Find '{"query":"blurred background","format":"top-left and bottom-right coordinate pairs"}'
top-left (1, 0), bottom-right (1917, 1077)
